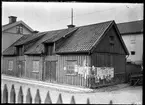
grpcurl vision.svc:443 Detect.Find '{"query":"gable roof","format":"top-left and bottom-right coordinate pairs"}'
top-left (2, 20), bottom-right (34, 32)
top-left (56, 20), bottom-right (112, 53)
top-left (2, 20), bottom-right (129, 56)
top-left (117, 20), bottom-right (143, 35)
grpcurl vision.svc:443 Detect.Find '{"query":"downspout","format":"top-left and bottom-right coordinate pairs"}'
top-left (125, 54), bottom-right (129, 82)
top-left (41, 50), bottom-right (45, 81)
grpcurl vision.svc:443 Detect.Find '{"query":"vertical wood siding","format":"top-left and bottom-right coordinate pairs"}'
top-left (91, 53), bottom-right (126, 74)
top-left (94, 26), bottom-right (126, 54)
top-left (25, 55), bottom-right (42, 81)
top-left (57, 54), bottom-right (91, 87)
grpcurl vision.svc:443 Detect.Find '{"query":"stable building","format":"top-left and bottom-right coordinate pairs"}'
top-left (2, 20), bottom-right (129, 88)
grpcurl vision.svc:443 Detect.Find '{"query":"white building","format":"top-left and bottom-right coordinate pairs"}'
top-left (117, 20), bottom-right (143, 65)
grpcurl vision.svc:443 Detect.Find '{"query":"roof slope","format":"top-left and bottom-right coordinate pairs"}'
top-left (3, 20), bottom-right (129, 55)
top-left (56, 21), bottom-right (113, 53)
top-left (2, 35), bottom-right (31, 55)
top-left (117, 20), bottom-right (143, 35)
top-left (2, 20), bottom-right (34, 32)
top-left (24, 28), bottom-right (78, 54)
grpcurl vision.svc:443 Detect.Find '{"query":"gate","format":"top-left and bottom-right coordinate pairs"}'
top-left (45, 61), bottom-right (56, 82)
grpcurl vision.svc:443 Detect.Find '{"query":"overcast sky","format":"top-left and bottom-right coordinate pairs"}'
top-left (2, 2), bottom-right (143, 32)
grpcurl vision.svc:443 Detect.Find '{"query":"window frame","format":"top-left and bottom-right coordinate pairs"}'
top-left (16, 45), bottom-right (24, 56)
top-left (109, 35), bottom-right (115, 45)
top-left (131, 51), bottom-right (135, 55)
top-left (66, 60), bottom-right (77, 75)
top-left (16, 25), bottom-right (23, 34)
top-left (32, 60), bottom-right (40, 73)
top-left (44, 43), bottom-right (54, 56)
top-left (8, 60), bottom-right (13, 71)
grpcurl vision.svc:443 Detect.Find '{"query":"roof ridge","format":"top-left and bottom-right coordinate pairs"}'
top-left (76, 20), bottom-right (114, 28)
top-left (117, 19), bottom-right (143, 25)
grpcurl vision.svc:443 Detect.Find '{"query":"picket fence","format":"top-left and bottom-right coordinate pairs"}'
top-left (1, 84), bottom-right (115, 104)
top-left (1, 84), bottom-right (138, 104)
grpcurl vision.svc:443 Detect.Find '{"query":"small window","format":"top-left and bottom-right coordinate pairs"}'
top-left (17, 46), bottom-right (24, 56)
top-left (109, 35), bottom-right (115, 45)
top-left (66, 60), bottom-right (77, 75)
top-left (131, 51), bottom-right (135, 55)
top-left (8, 61), bottom-right (13, 71)
top-left (33, 61), bottom-right (39, 72)
top-left (16, 25), bottom-right (23, 34)
top-left (45, 44), bottom-right (54, 55)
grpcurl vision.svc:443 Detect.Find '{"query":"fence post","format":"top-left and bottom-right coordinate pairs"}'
top-left (35, 89), bottom-right (41, 104)
top-left (10, 84), bottom-right (16, 103)
top-left (3, 84), bottom-right (8, 103)
top-left (70, 96), bottom-right (75, 104)
top-left (109, 100), bottom-right (113, 104)
top-left (56, 93), bottom-right (63, 104)
top-left (18, 86), bottom-right (23, 103)
top-left (26, 88), bottom-right (32, 103)
top-left (87, 98), bottom-right (90, 104)
top-left (45, 91), bottom-right (52, 104)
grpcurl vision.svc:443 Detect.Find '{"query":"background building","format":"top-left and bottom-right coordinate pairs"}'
top-left (117, 20), bottom-right (143, 65)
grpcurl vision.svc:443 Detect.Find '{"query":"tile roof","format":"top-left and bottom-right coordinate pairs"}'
top-left (3, 20), bottom-right (129, 55)
top-left (24, 28), bottom-right (78, 54)
top-left (2, 35), bottom-right (30, 55)
top-left (117, 20), bottom-right (143, 35)
top-left (14, 32), bottom-right (46, 46)
top-left (56, 21), bottom-right (113, 53)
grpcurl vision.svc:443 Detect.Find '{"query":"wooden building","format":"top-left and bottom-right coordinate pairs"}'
top-left (2, 20), bottom-right (129, 88)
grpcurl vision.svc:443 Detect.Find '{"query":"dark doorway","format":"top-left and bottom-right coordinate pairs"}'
top-left (18, 61), bottom-right (25, 77)
top-left (45, 61), bottom-right (57, 82)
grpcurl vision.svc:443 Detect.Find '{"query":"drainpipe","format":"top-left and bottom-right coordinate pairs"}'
top-left (125, 55), bottom-right (129, 83)
top-left (41, 50), bottom-right (45, 81)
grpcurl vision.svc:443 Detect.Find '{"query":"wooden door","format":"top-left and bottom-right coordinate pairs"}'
top-left (45, 61), bottom-right (56, 82)
top-left (18, 61), bottom-right (25, 77)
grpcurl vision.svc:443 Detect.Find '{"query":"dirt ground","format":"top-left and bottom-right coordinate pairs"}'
top-left (1, 79), bottom-right (142, 104)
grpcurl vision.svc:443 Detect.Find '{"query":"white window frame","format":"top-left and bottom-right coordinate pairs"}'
top-left (8, 60), bottom-right (13, 71)
top-left (32, 61), bottom-right (39, 72)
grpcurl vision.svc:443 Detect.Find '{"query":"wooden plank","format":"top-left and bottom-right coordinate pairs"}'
top-left (35, 89), bottom-right (41, 104)
top-left (10, 84), bottom-right (16, 103)
top-left (3, 84), bottom-right (8, 103)
top-left (18, 86), bottom-right (23, 103)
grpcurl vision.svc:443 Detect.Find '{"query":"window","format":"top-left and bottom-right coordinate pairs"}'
top-left (109, 35), bottom-right (115, 45)
top-left (45, 44), bottom-right (54, 55)
top-left (66, 60), bottom-right (77, 75)
top-left (33, 61), bottom-right (39, 72)
top-left (131, 51), bottom-right (135, 55)
top-left (8, 61), bottom-right (13, 71)
top-left (130, 35), bottom-right (136, 44)
top-left (16, 25), bottom-right (23, 34)
top-left (17, 46), bottom-right (24, 56)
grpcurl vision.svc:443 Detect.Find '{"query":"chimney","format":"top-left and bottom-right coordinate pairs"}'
top-left (67, 8), bottom-right (75, 28)
top-left (67, 24), bottom-right (75, 28)
top-left (8, 16), bottom-right (17, 24)
top-left (33, 30), bottom-right (39, 34)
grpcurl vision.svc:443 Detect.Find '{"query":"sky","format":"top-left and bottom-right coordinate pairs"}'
top-left (2, 2), bottom-right (143, 32)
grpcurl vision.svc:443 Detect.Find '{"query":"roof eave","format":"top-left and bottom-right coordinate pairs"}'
top-left (56, 51), bottom-right (89, 55)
